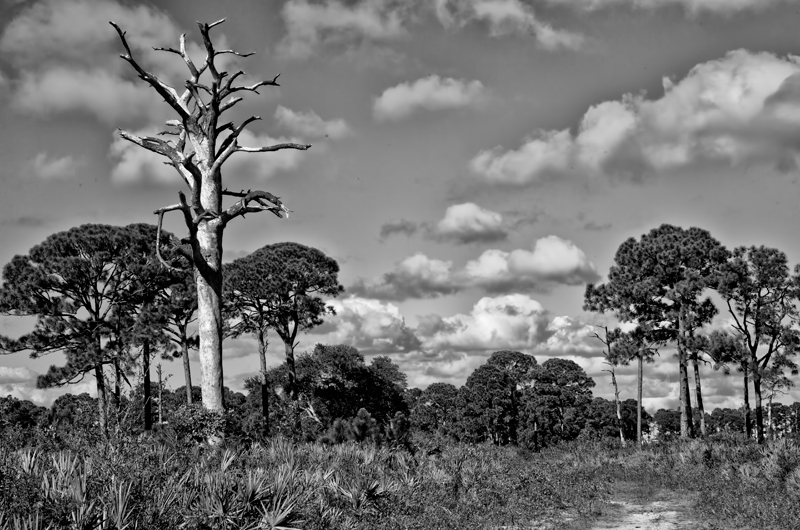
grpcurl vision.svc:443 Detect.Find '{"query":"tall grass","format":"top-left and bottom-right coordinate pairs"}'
top-left (0, 431), bottom-right (610, 530)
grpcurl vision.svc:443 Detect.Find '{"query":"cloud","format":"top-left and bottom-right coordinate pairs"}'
top-left (278, 0), bottom-right (410, 60)
top-left (542, 0), bottom-right (789, 16)
top-left (0, 0), bottom-right (233, 125)
top-left (24, 152), bottom-right (83, 180)
top-left (0, 366), bottom-right (97, 407)
top-left (373, 75), bottom-right (487, 121)
top-left (0, 215), bottom-right (48, 228)
top-left (274, 106), bottom-right (352, 140)
top-left (109, 129), bottom-right (308, 185)
top-left (350, 235), bottom-right (599, 300)
top-left (379, 219), bottom-right (419, 240)
top-left (432, 202), bottom-right (507, 244)
top-left (350, 254), bottom-right (460, 300)
top-left (434, 0), bottom-right (584, 50)
top-left (538, 316), bottom-right (605, 357)
top-left (417, 294), bottom-right (552, 353)
top-left (313, 297), bottom-right (422, 353)
top-left (584, 221), bottom-right (612, 231)
top-left (470, 50), bottom-right (800, 185)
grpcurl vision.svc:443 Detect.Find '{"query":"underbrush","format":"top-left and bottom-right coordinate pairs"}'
top-left (551, 434), bottom-right (800, 530)
top-left (0, 429), bottom-right (611, 530)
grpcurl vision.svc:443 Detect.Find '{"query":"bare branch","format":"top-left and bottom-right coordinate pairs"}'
top-left (216, 115), bottom-right (261, 159)
top-left (219, 96), bottom-right (243, 113)
top-left (154, 203), bottom-right (190, 272)
top-left (110, 21), bottom-right (190, 120)
top-left (226, 74), bottom-right (281, 97)
top-left (117, 129), bottom-right (196, 191)
top-left (216, 49), bottom-right (255, 58)
top-left (220, 189), bottom-right (292, 225)
top-left (237, 142), bottom-right (312, 154)
top-left (207, 18), bottom-right (226, 29)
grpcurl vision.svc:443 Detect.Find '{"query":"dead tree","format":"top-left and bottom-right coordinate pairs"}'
top-left (111, 19), bottom-right (311, 412)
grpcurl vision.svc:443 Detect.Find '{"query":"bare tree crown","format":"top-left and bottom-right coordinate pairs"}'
top-left (110, 19), bottom-right (311, 270)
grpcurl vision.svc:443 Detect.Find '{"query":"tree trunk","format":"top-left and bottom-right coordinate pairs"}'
top-left (143, 339), bottom-right (152, 431)
top-left (113, 357), bottom-right (122, 425)
top-left (753, 365), bottom-right (765, 444)
top-left (768, 395), bottom-right (774, 440)
top-left (195, 219), bottom-right (225, 412)
top-left (181, 339), bottom-right (193, 405)
top-left (609, 367), bottom-right (625, 447)
top-left (677, 310), bottom-right (694, 438)
top-left (284, 339), bottom-right (297, 400)
top-left (743, 364), bottom-right (752, 439)
top-left (637, 354), bottom-right (643, 449)
top-left (157, 364), bottom-right (163, 425)
top-left (257, 327), bottom-right (270, 436)
top-left (692, 355), bottom-right (706, 438)
top-left (94, 364), bottom-right (109, 438)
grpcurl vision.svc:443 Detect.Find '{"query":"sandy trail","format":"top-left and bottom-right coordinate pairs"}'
top-left (590, 483), bottom-right (706, 530)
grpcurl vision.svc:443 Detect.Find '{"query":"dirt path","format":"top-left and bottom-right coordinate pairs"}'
top-left (589, 482), bottom-right (709, 530)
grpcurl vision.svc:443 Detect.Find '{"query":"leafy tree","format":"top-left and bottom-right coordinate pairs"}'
top-left (411, 382), bottom-right (459, 435)
top-left (708, 407), bottom-right (746, 434)
top-left (717, 245), bottom-right (800, 443)
top-left (0, 396), bottom-right (46, 431)
top-left (0, 224), bottom-right (172, 437)
top-left (264, 344), bottom-right (406, 433)
top-left (224, 242), bottom-right (344, 403)
top-left (46, 392), bottom-right (98, 433)
top-left (612, 327), bottom-right (662, 447)
top-left (111, 19), bottom-right (311, 414)
top-left (585, 224), bottom-right (727, 439)
top-left (520, 358), bottom-right (595, 449)
top-left (457, 364), bottom-right (516, 445)
top-left (706, 330), bottom-right (753, 437)
top-left (485, 350), bottom-right (537, 387)
top-left (654, 409), bottom-right (681, 437)
top-left (585, 398), bottom-right (652, 441)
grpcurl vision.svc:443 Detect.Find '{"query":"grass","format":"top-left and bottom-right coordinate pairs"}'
top-left (1, 428), bottom-right (799, 529)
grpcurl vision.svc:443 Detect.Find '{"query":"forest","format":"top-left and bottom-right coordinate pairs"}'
top-left (2, 9), bottom-right (800, 530)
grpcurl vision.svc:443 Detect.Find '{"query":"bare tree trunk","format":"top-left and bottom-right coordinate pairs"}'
top-left (637, 354), bottom-right (643, 449)
top-left (609, 367), bottom-right (625, 447)
top-left (113, 357), bottom-right (122, 425)
top-left (94, 364), bottom-right (109, 438)
top-left (143, 339), bottom-right (152, 431)
top-left (284, 339), bottom-right (297, 400)
top-left (743, 365), bottom-right (752, 439)
top-left (753, 367), bottom-right (765, 444)
top-left (678, 311), bottom-right (694, 438)
top-left (181, 339), bottom-right (193, 405)
top-left (768, 395), bottom-right (774, 440)
top-left (257, 327), bottom-right (270, 436)
top-left (157, 364), bottom-right (164, 425)
top-left (692, 355), bottom-right (706, 438)
top-left (195, 220), bottom-right (225, 412)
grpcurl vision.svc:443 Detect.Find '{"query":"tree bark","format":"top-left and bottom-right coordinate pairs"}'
top-left (257, 327), bottom-right (270, 436)
top-left (284, 339), bottom-right (297, 400)
top-left (743, 364), bottom-right (752, 439)
top-left (609, 367), bottom-right (625, 447)
top-left (637, 354), bottom-right (643, 449)
top-left (157, 365), bottom-right (163, 425)
top-left (181, 339), bottom-right (193, 405)
top-left (753, 363), bottom-right (765, 444)
top-left (143, 339), bottom-right (152, 431)
top-left (195, 219), bottom-right (225, 412)
top-left (94, 364), bottom-right (108, 438)
top-left (677, 310), bottom-right (694, 438)
top-left (692, 355), bottom-right (706, 438)
top-left (768, 394), bottom-right (774, 440)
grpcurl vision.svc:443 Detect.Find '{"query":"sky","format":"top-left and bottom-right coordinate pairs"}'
top-left (3, 0), bottom-right (800, 414)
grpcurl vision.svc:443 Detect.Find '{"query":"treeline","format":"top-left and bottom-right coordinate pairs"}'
top-left (2, 222), bottom-right (800, 446)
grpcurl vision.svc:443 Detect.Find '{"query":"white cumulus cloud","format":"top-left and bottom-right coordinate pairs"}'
top-left (373, 75), bottom-right (487, 121)
top-left (433, 203), bottom-right (507, 244)
top-left (434, 0), bottom-right (584, 49)
top-left (543, 0), bottom-right (789, 16)
top-left (418, 294), bottom-right (552, 353)
top-left (274, 106), bottom-right (352, 139)
top-left (470, 50), bottom-right (800, 185)
top-left (25, 152), bottom-right (83, 180)
top-left (350, 235), bottom-right (599, 300)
